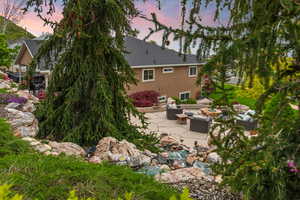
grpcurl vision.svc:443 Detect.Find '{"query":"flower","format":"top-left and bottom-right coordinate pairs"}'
top-left (288, 161), bottom-right (296, 168)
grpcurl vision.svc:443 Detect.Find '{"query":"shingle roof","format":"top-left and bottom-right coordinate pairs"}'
top-left (124, 37), bottom-right (200, 66)
top-left (24, 39), bottom-right (43, 56)
top-left (22, 36), bottom-right (201, 69)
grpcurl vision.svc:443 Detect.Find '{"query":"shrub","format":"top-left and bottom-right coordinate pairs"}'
top-left (0, 118), bottom-right (31, 157)
top-left (129, 90), bottom-right (160, 107)
top-left (0, 185), bottom-right (191, 200)
top-left (171, 97), bottom-right (197, 105)
top-left (0, 94), bottom-right (27, 105)
top-left (7, 97), bottom-right (27, 104)
top-left (0, 154), bottom-right (177, 200)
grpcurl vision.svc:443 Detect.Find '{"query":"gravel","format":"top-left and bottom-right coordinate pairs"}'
top-left (170, 179), bottom-right (241, 200)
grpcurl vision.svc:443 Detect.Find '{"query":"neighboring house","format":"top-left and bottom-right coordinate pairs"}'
top-left (15, 36), bottom-right (204, 100)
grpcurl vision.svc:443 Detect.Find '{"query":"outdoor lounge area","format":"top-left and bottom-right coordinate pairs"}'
top-left (132, 98), bottom-right (257, 148)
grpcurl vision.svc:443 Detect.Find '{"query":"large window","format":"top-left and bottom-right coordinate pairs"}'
top-left (142, 69), bottom-right (155, 82)
top-left (179, 91), bottom-right (191, 100)
top-left (188, 66), bottom-right (197, 77)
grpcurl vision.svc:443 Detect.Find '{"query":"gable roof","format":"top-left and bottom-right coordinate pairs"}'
top-left (124, 37), bottom-right (201, 67)
top-left (24, 39), bottom-right (43, 57)
top-left (16, 36), bottom-right (202, 70)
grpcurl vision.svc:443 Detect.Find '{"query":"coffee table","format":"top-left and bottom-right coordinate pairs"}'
top-left (176, 114), bottom-right (188, 124)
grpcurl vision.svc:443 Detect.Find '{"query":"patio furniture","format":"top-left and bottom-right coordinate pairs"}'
top-left (184, 112), bottom-right (194, 118)
top-left (236, 119), bottom-right (258, 131)
top-left (166, 106), bottom-right (183, 120)
top-left (236, 110), bottom-right (257, 131)
top-left (176, 114), bottom-right (188, 124)
top-left (190, 115), bottom-right (212, 133)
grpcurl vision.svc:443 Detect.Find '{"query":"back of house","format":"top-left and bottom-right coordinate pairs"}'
top-left (14, 36), bottom-right (204, 100)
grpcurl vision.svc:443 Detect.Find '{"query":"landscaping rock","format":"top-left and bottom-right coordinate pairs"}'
top-left (5, 103), bottom-right (22, 110)
top-left (170, 178), bottom-right (241, 200)
top-left (14, 124), bottom-right (38, 137)
top-left (90, 137), bottom-right (152, 167)
top-left (186, 154), bottom-right (199, 166)
top-left (155, 167), bottom-right (208, 183)
top-left (34, 144), bottom-right (52, 153)
top-left (16, 90), bottom-right (39, 103)
top-left (48, 141), bottom-right (86, 157)
top-left (0, 82), bottom-right (10, 89)
top-left (160, 135), bottom-right (178, 147)
top-left (22, 102), bottom-right (36, 112)
top-left (207, 152), bottom-right (221, 163)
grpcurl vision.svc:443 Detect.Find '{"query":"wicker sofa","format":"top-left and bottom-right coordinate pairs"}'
top-left (166, 106), bottom-right (183, 120)
top-left (190, 116), bottom-right (212, 133)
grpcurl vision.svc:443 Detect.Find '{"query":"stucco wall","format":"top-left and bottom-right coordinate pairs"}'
top-left (127, 66), bottom-right (201, 99)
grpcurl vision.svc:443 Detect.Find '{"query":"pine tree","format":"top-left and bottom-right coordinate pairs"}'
top-left (146, 0), bottom-right (300, 199)
top-left (26, 0), bottom-right (157, 149)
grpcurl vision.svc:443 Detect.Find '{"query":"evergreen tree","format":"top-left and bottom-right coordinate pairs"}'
top-left (146, 0), bottom-right (300, 199)
top-left (26, 0), bottom-right (157, 149)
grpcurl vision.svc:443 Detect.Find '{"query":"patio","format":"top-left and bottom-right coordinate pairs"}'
top-left (132, 110), bottom-right (210, 148)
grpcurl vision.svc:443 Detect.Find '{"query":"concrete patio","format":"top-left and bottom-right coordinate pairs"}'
top-left (132, 111), bottom-right (209, 148)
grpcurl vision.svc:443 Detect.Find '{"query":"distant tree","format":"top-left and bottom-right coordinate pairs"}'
top-left (0, 34), bottom-right (15, 67)
top-left (0, 0), bottom-right (26, 33)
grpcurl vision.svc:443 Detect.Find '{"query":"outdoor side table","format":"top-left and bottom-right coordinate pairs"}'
top-left (176, 114), bottom-right (188, 124)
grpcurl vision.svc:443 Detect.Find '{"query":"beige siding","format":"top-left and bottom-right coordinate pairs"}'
top-left (128, 66), bottom-right (201, 99)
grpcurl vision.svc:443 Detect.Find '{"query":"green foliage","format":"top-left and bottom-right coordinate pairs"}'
top-left (209, 84), bottom-right (256, 109)
top-left (0, 17), bottom-right (34, 41)
top-left (0, 185), bottom-right (22, 200)
top-left (171, 97), bottom-right (197, 105)
top-left (0, 89), bottom-right (8, 94)
top-left (0, 185), bottom-right (193, 200)
top-left (0, 153), bottom-right (177, 200)
top-left (28, 0), bottom-right (159, 149)
top-left (0, 118), bottom-right (31, 157)
top-left (0, 34), bottom-right (17, 67)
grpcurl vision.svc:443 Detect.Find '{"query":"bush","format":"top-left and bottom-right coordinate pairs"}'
top-left (0, 118), bottom-right (31, 157)
top-left (0, 185), bottom-right (192, 200)
top-left (171, 97), bottom-right (197, 105)
top-left (0, 154), bottom-right (177, 200)
top-left (129, 91), bottom-right (160, 107)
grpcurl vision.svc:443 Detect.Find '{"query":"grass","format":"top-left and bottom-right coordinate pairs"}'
top-left (0, 118), bottom-right (31, 157)
top-left (0, 118), bottom-right (178, 200)
top-left (209, 84), bottom-right (257, 109)
top-left (0, 88), bottom-right (8, 94)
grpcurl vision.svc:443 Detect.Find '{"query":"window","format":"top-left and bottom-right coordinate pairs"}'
top-left (188, 66), bottom-right (198, 77)
top-left (142, 69), bottom-right (155, 82)
top-left (179, 91), bottom-right (191, 100)
top-left (162, 67), bottom-right (174, 73)
top-left (158, 95), bottom-right (167, 103)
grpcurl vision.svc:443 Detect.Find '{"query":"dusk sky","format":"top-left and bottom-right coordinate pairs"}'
top-left (17, 0), bottom-right (224, 50)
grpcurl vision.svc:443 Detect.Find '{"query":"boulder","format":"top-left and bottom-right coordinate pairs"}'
top-left (22, 102), bottom-right (36, 113)
top-left (186, 154), bottom-right (199, 166)
top-left (90, 137), bottom-right (152, 167)
top-left (155, 168), bottom-right (207, 183)
top-left (0, 82), bottom-right (10, 89)
top-left (5, 103), bottom-right (22, 110)
top-left (34, 144), bottom-right (52, 153)
top-left (207, 152), bottom-right (221, 163)
top-left (160, 136), bottom-right (178, 147)
top-left (48, 141), bottom-right (86, 157)
top-left (14, 123), bottom-right (38, 137)
top-left (16, 90), bottom-right (39, 103)
top-left (197, 98), bottom-right (213, 106)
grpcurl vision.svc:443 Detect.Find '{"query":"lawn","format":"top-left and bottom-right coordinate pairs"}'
top-left (0, 118), bottom-right (178, 200)
top-left (209, 84), bottom-right (257, 109)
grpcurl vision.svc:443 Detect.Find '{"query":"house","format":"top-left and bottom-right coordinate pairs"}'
top-left (14, 36), bottom-right (204, 100)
